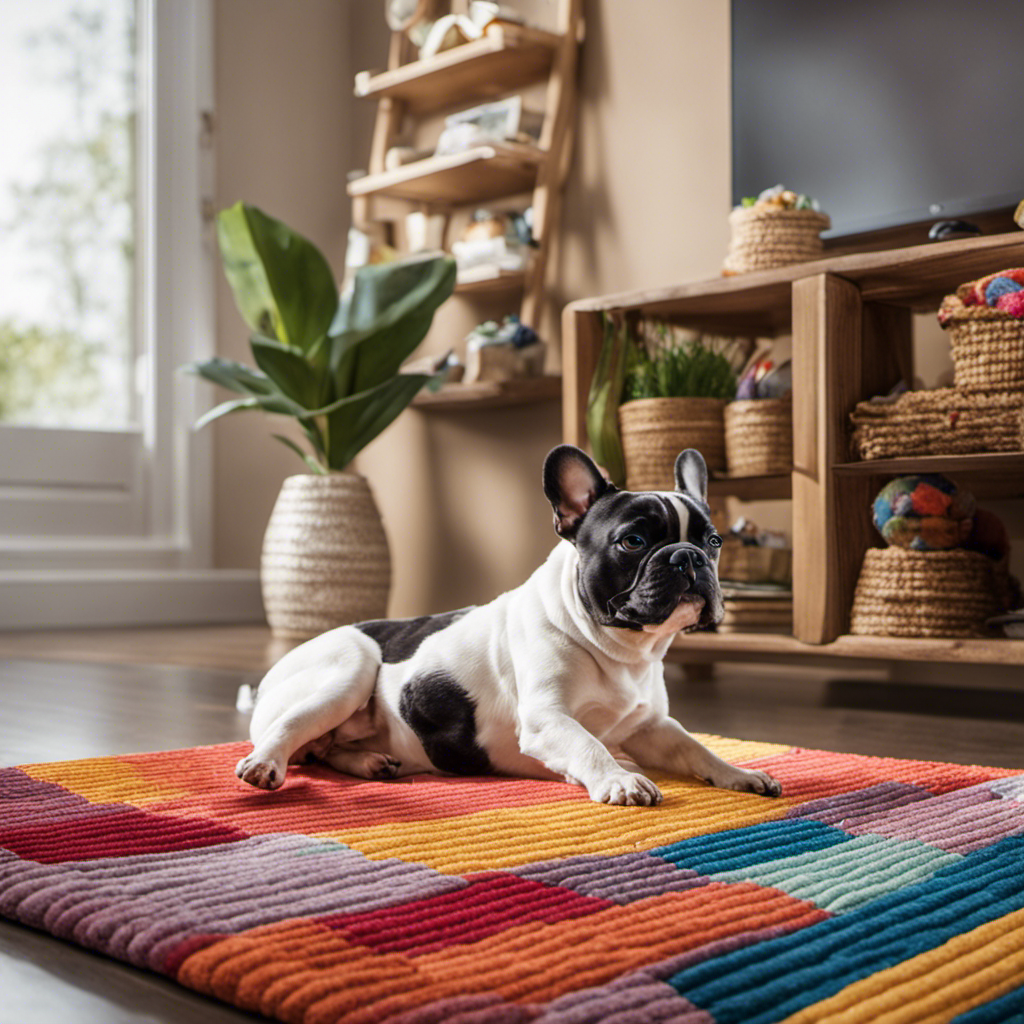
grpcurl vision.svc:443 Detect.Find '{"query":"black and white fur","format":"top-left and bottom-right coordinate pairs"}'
top-left (236, 446), bottom-right (781, 806)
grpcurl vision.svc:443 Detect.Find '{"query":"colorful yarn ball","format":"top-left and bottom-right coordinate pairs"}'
top-left (872, 475), bottom-right (976, 551)
top-left (984, 276), bottom-right (1023, 305)
top-left (995, 290), bottom-right (1024, 318)
top-left (962, 268), bottom-right (1024, 307)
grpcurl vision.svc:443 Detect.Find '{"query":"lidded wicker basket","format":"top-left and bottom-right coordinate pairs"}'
top-left (850, 547), bottom-right (1010, 638)
top-left (261, 473), bottom-right (391, 639)
top-left (938, 269), bottom-right (1024, 392)
top-left (722, 207), bottom-right (831, 275)
top-left (724, 397), bottom-right (793, 476)
top-left (617, 396), bottom-right (726, 491)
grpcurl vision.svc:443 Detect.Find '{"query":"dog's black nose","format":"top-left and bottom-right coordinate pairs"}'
top-left (669, 547), bottom-right (705, 580)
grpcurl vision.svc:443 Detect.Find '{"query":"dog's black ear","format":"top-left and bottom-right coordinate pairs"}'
top-left (674, 449), bottom-right (708, 505)
top-left (543, 445), bottom-right (613, 541)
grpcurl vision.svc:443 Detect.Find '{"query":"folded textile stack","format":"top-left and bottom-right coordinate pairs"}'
top-left (719, 583), bottom-right (793, 634)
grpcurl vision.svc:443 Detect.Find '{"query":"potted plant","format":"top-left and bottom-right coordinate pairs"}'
top-left (184, 202), bottom-right (455, 637)
top-left (587, 316), bottom-right (743, 491)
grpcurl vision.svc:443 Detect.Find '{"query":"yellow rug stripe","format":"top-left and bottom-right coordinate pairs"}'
top-left (316, 775), bottom-right (795, 873)
top-left (781, 906), bottom-right (1024, 1024)
top-left (22, 757), bottom-right (193, 805)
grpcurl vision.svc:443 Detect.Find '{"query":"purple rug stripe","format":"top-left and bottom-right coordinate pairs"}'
top-left (388, 993), bottom-right (541, 1024)
top-left (840, 785), bottom-right (1024, 854)
top-left (786, 781), bottom-right (932, 826)
top-left (1, 833), bottom-right (463, 971)
top-left (988, 775), bottom-right (1024, 801)
top-left (511, 852), bottom-right (710, 904)
top-left (535, 983), bottom-right (710, 1024)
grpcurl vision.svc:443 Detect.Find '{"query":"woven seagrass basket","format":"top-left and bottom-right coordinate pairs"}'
top-left (618, 396), bottom-right (726, 490)
top-left (849, 388), bottom-right (1024, 461)
top-left (724, 397), bottom-right (793, 476)
top-left (939, 270), bottom-right (1024, 392)
top-left (850, 547), bottom-right (1010, 638)
top-left (261, 473), bottom-right (391, 639)
top-left (722, 207), bottom-right (831, 275)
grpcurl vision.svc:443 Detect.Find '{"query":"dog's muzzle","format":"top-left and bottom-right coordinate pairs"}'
top-left (668, 546), bottom-right (706, 586)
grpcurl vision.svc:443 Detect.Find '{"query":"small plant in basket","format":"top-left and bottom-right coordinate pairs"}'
top-left (622, 328), bottom-right (738, 402)
top-left (587, 317), bottom-right (747, 488)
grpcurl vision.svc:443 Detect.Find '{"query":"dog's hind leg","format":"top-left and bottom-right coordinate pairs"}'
top-left (324, 746), bottom-right (401, 780)
top-left (236, 632), bottom-right (381, 790)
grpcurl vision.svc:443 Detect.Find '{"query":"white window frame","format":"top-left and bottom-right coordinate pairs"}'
top-left (0, 0), bottom-right (263, 627)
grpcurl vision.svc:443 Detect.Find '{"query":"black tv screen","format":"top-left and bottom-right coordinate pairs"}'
top-left (731, 0), bottom-right (1024, 238)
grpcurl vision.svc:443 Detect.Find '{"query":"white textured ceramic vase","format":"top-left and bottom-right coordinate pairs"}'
top-left (260, 473), bottom-right (391, 639)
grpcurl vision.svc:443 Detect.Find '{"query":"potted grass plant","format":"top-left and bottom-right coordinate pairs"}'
top-left (184, 202), bottom-right (455, 637)
top-left (587, 316), bottom-right (741, 491)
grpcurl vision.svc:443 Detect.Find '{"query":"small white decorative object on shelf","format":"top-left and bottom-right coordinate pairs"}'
top-left (464, 315), bottom-right (545, 382)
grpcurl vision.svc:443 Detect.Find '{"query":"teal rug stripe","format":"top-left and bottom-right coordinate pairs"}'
top-left (650, 818), bottom-right (849, 875)
top-left (668, 835), bottom-right (1024, 1024)
top-left (713, 833), bottom-right (961, 913)
top-left (952, 985), bottom-right (1024, 1024)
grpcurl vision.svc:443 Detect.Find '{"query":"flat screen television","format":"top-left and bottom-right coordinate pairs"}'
top-left (731, 0), bottom-right (1024, 241)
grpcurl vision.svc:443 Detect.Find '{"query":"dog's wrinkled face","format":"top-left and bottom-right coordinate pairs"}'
top-left (543, 445), bottom-right (724, 632)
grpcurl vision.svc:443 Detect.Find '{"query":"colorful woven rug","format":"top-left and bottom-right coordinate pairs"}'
top-left (2, 736), bottom-right (1024, 1023)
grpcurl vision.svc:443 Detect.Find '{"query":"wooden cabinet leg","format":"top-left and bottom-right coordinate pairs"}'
top-left (792, 273), bottom-right (863, 644)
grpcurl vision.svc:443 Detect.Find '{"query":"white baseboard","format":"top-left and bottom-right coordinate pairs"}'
top-left (0, 569), bottom-right (264, 629)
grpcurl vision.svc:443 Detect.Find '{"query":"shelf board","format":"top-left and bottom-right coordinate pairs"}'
top-left (708, 473), bottom-right (791, 501)
top-left (347, 144), bottom-right (543, 205)
top-left (455, 268), bottom-right (527, 295)
top-left (354, 24), bottom-right (563, 113)
top-left (668, 631), bottom-right (1024, 666)
top-left (564, 232), bottom-right (1024, 333)
top-left (412, 375), bottom-right (561, 411)
top-left (835, 452), bottom-right (1024, 499)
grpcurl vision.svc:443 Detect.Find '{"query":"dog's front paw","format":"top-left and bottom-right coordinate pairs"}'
top-left (235, 751), bottom-right (286, 790)
top-left (589, 771), bottom-right (663, 806)
top-left (710, 766), bottom-right (782, 798)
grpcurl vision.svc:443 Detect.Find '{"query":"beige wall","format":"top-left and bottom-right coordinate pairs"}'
top-left (212, 0), bottom-right (352, 569)
top-left (212, 0), bottom-right (738, 616)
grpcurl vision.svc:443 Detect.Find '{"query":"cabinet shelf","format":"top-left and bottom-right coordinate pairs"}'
top-left (668, 631), bottom-right (1024, 666)
top-left (412, 375), bottom-right (561, 411)
top-left (347, 144), bottom-right (543, 205)
top-left (354, 23), bottom-right (563, 114)
top-left (708, 474), bottom-right (791, 501)
top-left (455, 268), bottom-right (527, 295)
top-left (835, 453), bottom-right (1024, 499)
top-left (564, 231), bottom-right (1024, 661)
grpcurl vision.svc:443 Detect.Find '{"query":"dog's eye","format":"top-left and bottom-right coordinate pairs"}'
top-left (709, 534), bottom-right (723, 548)
top-left (619, 534), bottom-right (646, 551)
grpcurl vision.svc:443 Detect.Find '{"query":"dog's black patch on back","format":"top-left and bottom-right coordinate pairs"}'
top-left (355, 607), bottom-right (474, 664)
top-left (398, 671), bottom-right (492, 775)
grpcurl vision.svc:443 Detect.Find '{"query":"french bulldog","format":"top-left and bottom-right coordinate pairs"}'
top-left (236, 445), bottom-right (782, 805)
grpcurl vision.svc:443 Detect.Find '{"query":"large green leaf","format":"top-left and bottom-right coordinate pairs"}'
top-left (272, 434), bottom-right (326, 474)
top-left (586, 314), bottom-right (628, 485)
top-left (217, 202), bottom-right (339, 353)
top-left (330, 254), bottom-right (456, 394)
top-left (250, 334), bottom-right (320, 408)
top-left (323, 372), bottom-right (437, 471)
top-left (192, 390), bottom-right (307, 431)
top-left (180, 357), bottom-right (277, 397)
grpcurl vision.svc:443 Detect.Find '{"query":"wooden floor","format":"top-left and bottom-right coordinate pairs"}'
top-left (2, 626), bottom-right (1024, 1023)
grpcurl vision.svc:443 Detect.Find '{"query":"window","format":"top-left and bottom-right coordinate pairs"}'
top-left (0, 0), bottom-right (137, 431)
top-left (0, 1), bottom-right (249, 627)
